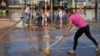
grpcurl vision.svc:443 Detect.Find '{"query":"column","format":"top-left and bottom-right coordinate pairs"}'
top-left (72, 0), bottom-right (75, 8)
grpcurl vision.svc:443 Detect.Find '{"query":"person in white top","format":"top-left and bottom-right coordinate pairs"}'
top-left (23, 4), bottom-right (30, 25)
top-left (42, 10), bottom-right (49, 26)
top-left (58, 8), bottom-right (63, 29)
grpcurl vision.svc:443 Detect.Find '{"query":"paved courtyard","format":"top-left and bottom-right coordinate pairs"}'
top-left (0, 9), bottom-right (100, 56)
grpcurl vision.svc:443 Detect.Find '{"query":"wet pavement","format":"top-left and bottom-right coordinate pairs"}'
top-left (0, 9), bottom-right (100, 56)
top-left (0, 23), bottom-right (100, 56)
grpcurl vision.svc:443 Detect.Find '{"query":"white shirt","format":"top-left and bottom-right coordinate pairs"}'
top-left (25, 7), bottom-right (30, 14)
top-left (83, 2), bottom-right (86, 6)
top-left (59, 10), bottom-right (63, 17)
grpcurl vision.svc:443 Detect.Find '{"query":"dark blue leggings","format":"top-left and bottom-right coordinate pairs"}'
top-left (73, 25), bottom-right (98, 50)
top-left (37, 17), bottom-right (42, 27)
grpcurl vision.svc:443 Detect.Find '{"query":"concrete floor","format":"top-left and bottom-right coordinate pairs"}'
top-left (0, 9), bottom-right (100, 56)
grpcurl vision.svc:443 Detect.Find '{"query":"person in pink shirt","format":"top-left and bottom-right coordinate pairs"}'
top-left (63, 9), bottom-right (99, 54)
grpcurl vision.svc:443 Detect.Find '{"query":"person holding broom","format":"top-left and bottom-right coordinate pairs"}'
top-left (63, 8), bottom-right (100, 54)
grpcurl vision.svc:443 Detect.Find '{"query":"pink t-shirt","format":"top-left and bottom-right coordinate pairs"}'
top-left (69, 13), bottom-right (88, 28)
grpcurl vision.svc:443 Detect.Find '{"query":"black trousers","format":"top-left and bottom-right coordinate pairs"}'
top-left (73, 25), bottom-right (98, 50)
top-left (37, 17), bottom-right (42, 27)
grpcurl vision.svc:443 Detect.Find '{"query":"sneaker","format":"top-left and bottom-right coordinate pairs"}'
top-left (67, 50), bottom-right (76, 54)
top-left (96, 45), bottom-right (100, 52)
